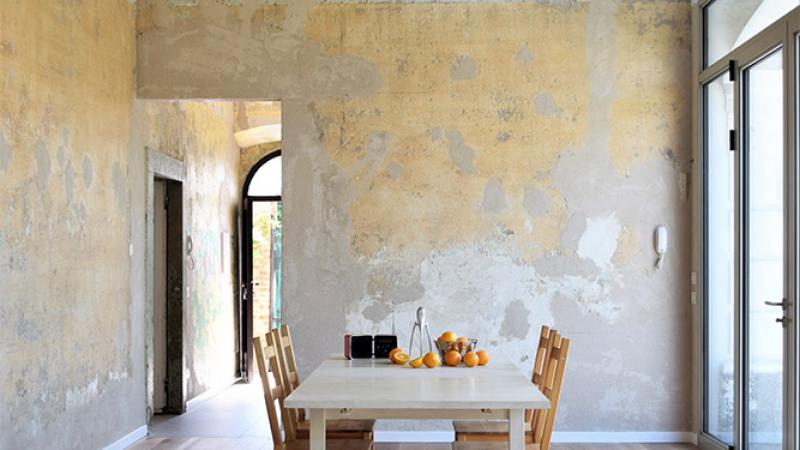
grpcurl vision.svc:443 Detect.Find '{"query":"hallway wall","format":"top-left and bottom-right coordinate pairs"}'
top-left (0, 1), bottom-right (142, 448)
top-left (138, 0), bottom-right (693, 434)
top-left (0, 2), bottom-right (242, 448)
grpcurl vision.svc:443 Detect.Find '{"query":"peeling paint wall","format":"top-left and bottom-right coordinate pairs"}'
top-left (0, 1), bottom-right (142, 448)
top-left (140, 0), bottom-right (690, 433)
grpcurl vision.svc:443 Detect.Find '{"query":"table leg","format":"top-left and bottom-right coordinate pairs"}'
top-left (509, 408), bottom-right (524, 450)
top-left (310, 409), bottom-right (326, 450)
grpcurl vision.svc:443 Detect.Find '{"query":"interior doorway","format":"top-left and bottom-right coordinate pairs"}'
top-left (153, 180), bottom-right (168, 413)
top-left (240, 151), bottom-right (282, 380)
top-left (146, 149), bottom-right (187, 418)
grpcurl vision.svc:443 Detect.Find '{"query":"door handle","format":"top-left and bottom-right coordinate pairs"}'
top-left (777, 317), bottom-right (791, 328)
top-left (765, 299), bottom-right (789, 310)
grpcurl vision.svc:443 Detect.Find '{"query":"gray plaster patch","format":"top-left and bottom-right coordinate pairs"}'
top-left (450, 55), bottom-right (478, 81)
top-left (561, 213), bottom-right (587, 251)
top-left (81, 155), bottom-right (93, 189)
top-left (72, 202), bottom-right (87, 223)
top-left (363, 302), bottom-right (391, 323)
top-left (500, 299), bottom-right (530, 340)
top-left (533, 254), bottom-right (599, 277)
top-left (445, 130), bottom-right (475, 175)
top-left (522, 186), bottom-right (549, 219)
top-left (385, 279), bottom-right (425, 305)
top-left (515, 44), bottom-right (534, 65)
top-left (366, 130), bottom-right (392, 154)
top-left (34, 139), bottom-right (51, 192)
top-left (482, 177), bottom-right (508, 213)
top-left (386, 161), bottom-right (402, 179)
top-left (534, 93), bottom-right (562, 117)
top-left (112, 161), bottom-right (126, 211)
top-left (0, 130), bottom-right (10, 171)
top-left (64, 160), bottom-right (75, 205)
top-left (430, 127), bottom-right (444, 142)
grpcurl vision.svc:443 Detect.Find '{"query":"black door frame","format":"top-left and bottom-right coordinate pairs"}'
top-left (239, 150), bottom-right (281, 380)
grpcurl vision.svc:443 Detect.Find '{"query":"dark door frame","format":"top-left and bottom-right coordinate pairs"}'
top-left (239, 150), bottom-right (281, 380)
top-left (146, 148), bottom-right (187, 416)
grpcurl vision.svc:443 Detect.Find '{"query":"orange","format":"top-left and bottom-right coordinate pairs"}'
top-left (463, 352), bottom-right (479, 367)
top-left (423, 351), bottom-right (441, 368)
top-left (476, 350), bottom-right (490, 366)
top-left (440, 331), bottom-right (458, 342)
top-left (410, 357), bottom-right (424, 368)
top-left (393, 352), bottom-right (410, 365)
top-left (389, 348), bottom-right (404, 363)
top-left (444, 350), bottom-right (462, 367)
top-left (457, 337), bottom-right (469, 342)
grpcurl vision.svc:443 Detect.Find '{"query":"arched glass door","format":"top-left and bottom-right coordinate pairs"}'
top-left (240, 151), bottom-right (282, 378)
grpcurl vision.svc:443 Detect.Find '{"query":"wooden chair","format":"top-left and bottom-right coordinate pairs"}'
top-left (451, 334), bottom-right (571, 450)
top-left (273, 325), bottom-right (375, 440)
top-left (252, 334), bottom-right (373, 450)
top-left (453, 326), bottom-right (557, 442)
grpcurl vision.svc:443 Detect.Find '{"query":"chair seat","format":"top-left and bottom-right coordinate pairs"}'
top-left (453, 442), bottom-right (539, 450)
top-left (453, 420), bottom-right (532, 434)
top-left (295, 419), bottom-right (375, 439)
top-left (284, 439), bottom-right (373, 450)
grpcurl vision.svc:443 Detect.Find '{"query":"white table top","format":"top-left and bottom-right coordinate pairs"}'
top-left (285, 356), bottom-right (549, 410)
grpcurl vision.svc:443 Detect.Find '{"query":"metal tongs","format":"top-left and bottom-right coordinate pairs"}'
top-left (408, 306), bottom-right (434, 359)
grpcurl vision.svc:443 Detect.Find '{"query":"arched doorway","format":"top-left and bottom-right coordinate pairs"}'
top-left (240, 150), bottom-right (282, 379)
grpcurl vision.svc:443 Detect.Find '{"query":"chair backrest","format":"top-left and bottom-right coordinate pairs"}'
top-left (279, 324), bottom-right (302, 391)
top-left (531, 333), bottom-right (570, 450)
top-left (526, 326), bottom-right (557, 422)
top-left (531, 325), bottom-right (556, 387)
top-left (253, 333), bottom-right (296, 446)
top-left (275, 324), bottom-right (305, 424)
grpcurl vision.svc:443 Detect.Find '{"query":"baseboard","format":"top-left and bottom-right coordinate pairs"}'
top-left (551, 431), bottom-right (698, 444)
top-left (374, 430), bottom-right (455, 443)
top-left (103, 425), bottom-right (148, 450)
top-left (186, 377), bottom-right (241, 410)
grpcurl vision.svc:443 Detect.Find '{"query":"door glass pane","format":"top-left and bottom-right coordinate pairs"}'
top-left (745, 49), bottom-right (784, 450)
top-left (705, 72), bottom-right (736, 445)
top-left (705, 0), bottom-right (798, 67)
top-left (248, 155), bottom-right (282, 196)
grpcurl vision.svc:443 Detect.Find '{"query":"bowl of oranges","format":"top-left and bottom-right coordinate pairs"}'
top-left (436, 331), bottom-right (489, 368)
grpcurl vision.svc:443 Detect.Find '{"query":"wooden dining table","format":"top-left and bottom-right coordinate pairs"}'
top-left (284, 355), bottom-right (549, 450)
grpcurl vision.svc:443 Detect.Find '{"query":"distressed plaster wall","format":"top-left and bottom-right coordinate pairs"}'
top-left (0, 1), bottom-right (142, 448)
top-left (137, 0), bottom-right (693, 433)
top-left (131, 100), bottom-right (241, 401)
top-left (0, 2), bottom-right (243, 446)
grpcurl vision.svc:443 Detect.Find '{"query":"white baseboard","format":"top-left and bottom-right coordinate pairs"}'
top-left (551, 431), bottom-right (698, 444)
top-left (103, 425), bottom-right (148, 450)
top-left (186, 377), bottom-right (241, 410)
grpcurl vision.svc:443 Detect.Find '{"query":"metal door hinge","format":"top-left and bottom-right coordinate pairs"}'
top-left (729, 130), bottom-right (736, 151)
top-left (728, 60), bottom-right (736, 81)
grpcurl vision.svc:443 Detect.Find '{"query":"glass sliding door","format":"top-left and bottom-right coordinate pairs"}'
top-left (700, 3), bottom-right (797, 449)
top-left (743, 49), bottom-right (786, 450)
top-left (705, 71), bottom-right (737, 447)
